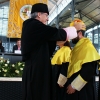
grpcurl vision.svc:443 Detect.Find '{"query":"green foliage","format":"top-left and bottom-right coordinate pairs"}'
top-left (0, 57), bottom-right (24, 77)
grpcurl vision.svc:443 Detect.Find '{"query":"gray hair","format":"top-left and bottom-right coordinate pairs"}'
top-left (31, 12), bottom-right (38, 18)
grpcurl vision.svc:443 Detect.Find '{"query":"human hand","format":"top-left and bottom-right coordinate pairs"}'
top-left (58, 84), bottom-right (64, 88)
top-left (66, 84), bottom-right (76, 94)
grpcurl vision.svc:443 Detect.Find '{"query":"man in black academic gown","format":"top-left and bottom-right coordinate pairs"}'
top-left (66, 19), bottom-right (100, 100)
top-left (21, 3), bottom-right (85, 100)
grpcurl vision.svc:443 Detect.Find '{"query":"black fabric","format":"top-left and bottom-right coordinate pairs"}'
top-left (13, 45), bottom-right (21, 53)
top-left (66, 61), bottom-right (97, 100)
top-left (98, 71), bottom-right (100, 100)
top-left (21, 18), bottom-right (66, 61)
top-left (0, 46), bottom-right (4, 52)
top-left (60, 62), bottom-right (69, 77)
top-left (80, 61), bottom-right (97, 82)
top-left (21, 18), bottom-right (66, 100)
top-left (31, 3), bottom-right (49, 15)
top-left (52, 62), bottom-right (69, 100)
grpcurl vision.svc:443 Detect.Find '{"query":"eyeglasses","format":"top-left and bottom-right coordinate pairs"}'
top-left (41, 13), bottom-right (48, 17)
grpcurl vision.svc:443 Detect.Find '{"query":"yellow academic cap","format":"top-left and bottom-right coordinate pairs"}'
top-left (70, 19), bottom-right (86, 30)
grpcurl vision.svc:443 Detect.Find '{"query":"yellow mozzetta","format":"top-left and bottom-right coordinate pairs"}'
top-left (51, 46), bottom-right (71, 65)
top-left (67, 37), bottom-right (100, 78)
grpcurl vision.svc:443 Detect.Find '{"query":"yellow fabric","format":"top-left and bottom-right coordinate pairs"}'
top-left (57, 74), bottom-right (67, 86)
top-left (70, 19), bottom-right (86, 30)
top-left (71, 75), bottom-right (87, 91)
top-left (51, 46), bottom-right (71, 65)
top-left (7, 0), bottom-right (47, 38)
top-left (98, 61), bottom-right (100, 70)
top-left (67, 37), bottom-right (100, 78)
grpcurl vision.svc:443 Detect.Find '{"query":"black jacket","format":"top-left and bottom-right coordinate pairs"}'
top-left (13, 45), bottom-right (21, 53)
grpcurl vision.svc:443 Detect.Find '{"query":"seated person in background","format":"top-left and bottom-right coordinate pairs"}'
top-left (13, 39), bottom-right (21, 53)
top-left (0, 40), bottom-right (4, 52)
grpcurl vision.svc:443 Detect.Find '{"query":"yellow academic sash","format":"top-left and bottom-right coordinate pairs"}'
top-left (67, 37), bottom-right (100, 78)
top-left (51, 46), bottom-right (71, 65)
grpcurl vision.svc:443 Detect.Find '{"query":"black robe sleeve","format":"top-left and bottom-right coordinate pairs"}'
top-left (60, 62), bottom-right (69, 77)
top-left (21, 18), bottom-right (66, 59)
top-left (80, 61), bottom-right (97, 82)
top-left (21, 19), bottom-right (66, 43)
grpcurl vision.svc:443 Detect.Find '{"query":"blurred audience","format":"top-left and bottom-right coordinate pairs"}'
top-left (0, 40), bottom-right (4, 52)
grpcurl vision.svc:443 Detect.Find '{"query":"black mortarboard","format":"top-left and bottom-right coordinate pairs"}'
top-left (31, 3), bottom-right (49, 15)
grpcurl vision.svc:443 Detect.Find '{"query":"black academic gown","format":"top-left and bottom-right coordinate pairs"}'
top-left (52, 63), bottom-right (69, 100)
top-left (67, 61), bottom-right (97, 100)
top-left (51, 46), bottom-right (70, 100)
top-left (21, 18), bottom-right (66, 100)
